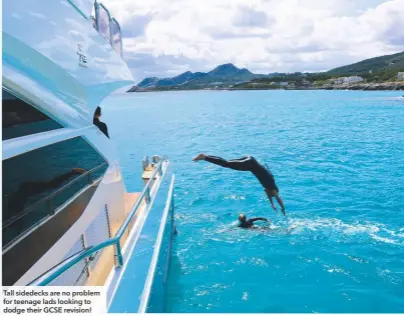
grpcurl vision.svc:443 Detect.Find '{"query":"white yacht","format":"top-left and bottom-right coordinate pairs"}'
top-left (2, 0), bottom-right (175, 312)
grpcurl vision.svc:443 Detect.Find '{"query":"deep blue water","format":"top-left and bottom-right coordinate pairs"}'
top-left (105, 90), bottom-right (404, 313)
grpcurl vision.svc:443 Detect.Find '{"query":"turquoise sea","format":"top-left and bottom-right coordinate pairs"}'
top-left (105, 90), bottom-right (404, 313)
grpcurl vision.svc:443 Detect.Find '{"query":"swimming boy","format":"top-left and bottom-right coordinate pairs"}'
top-left (193, 154), bottom-right (285, 215)
top-left (238, 214), bottom-right (270, 228)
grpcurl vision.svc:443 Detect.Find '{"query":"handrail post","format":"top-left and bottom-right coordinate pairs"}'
top-left (142, 156), bottom-right (149, 171)
top-left (115, 241), bottom-right (123, 267)
top-left (145, 187), bottom-right (151, 204)
top-left (87, 173), bottom-right (93, 184)
top-left (48, 199), bottom-right (54, 215)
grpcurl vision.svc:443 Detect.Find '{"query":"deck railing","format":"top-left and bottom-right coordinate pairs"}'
top-left (28, 158), bottom-right (167, 286)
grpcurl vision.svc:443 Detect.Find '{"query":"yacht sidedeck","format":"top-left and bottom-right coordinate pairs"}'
top-left (29, 157), bottom-right (175, 313)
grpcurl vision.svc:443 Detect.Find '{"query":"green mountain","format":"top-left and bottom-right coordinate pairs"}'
top-left (327, 51), bottom-right (404, 76)
top-left (137, 63), bottom-right (268, 88)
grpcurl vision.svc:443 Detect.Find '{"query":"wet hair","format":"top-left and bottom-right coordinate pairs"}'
top-left (94, 106), bottom-right (102, 117)
top-left (238, 214), bottom-right (246, 221)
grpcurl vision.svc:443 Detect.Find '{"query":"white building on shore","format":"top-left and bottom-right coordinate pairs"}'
top-left (397, 72), bottom-right (404, 80)
top-left (329, 77), bottom-right (344, 84)
top-left (330, 76), bottom-right (364, 84)
top-left (343, 76), bottom-right (364, 84)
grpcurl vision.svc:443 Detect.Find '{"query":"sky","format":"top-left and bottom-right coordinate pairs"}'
top-left (102, 0), bottom-right (404, 83)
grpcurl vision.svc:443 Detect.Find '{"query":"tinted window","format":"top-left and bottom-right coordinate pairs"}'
top-left (2, 89), bottom-right (63, 141)
top-left (110, 19), bottom-right (122, 56)
top-left (96, 4), bottom-right (111, 42)
top-left (2, 137), bottom-right (108, 247)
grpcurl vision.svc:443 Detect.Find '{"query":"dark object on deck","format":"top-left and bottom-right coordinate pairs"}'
top-left (93, 106), bottom-right (109, 138)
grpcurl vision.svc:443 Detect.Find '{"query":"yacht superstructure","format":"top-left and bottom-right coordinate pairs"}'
top-left (2, 0), bottom-right (175, 312)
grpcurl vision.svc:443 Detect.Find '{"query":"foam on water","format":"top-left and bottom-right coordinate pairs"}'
top-left (285, 217), bottom-right (403, 245)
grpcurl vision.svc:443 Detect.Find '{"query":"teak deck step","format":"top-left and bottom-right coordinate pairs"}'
top-left (124, 192), bottom-right (142, 215)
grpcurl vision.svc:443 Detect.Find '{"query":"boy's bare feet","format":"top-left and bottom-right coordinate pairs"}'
top-left (192, 153), bottom-right (206, 161)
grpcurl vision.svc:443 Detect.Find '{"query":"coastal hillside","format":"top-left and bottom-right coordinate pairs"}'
top-left (327, 51), bottom-right (404, 76)
top-left (130, 51), bottom-right (404, 91)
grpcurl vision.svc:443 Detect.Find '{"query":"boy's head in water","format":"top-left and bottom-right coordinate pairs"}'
top-left (238, 214), bottom-right (247, 222)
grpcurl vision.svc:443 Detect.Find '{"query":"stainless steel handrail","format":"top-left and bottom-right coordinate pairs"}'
top-left (66, 0), bottom-right (90, 20)
top-left (28, 160), bottom-right (166, 286)
top-left (3, 162), bottom-right (108, 229)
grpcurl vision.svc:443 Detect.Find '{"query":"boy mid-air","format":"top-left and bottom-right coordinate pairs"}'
top-left (193, 154), bottom-right (285, 215)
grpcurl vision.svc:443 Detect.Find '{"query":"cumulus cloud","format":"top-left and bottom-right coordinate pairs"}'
top-left (120, 14), bottom-right (154, 38)
top-left (102, 0), bottom-right (404, 82)
top-left (233, 6), bottom-right (272, 28)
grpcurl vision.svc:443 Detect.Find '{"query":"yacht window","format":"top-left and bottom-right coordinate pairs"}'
top-left (2, 137), bottom-right (108, 248)
top-left (110, 18), bottom-right (123, 57)
top-left (2, 89), bottom-right (63, 141)
top-left (96, 3), bottom-right (111, 43)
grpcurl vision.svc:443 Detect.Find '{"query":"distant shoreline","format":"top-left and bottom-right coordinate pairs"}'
top-left (132, 51), bottom-right (404, 93)
top-left (130, 82), bottom-right (404, 93)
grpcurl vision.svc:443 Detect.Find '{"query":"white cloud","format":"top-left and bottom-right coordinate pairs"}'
top-left (102, 0), bottom-right (404, 82)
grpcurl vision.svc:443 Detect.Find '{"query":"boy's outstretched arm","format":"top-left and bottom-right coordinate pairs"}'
top-left (250, 217), bottom-right (271, 223)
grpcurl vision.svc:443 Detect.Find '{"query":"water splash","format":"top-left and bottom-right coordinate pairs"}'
top-left (286, 217), bottom-right (404, 245)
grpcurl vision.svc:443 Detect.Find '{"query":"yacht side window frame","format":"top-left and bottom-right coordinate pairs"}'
top-left (110, 17), bottom-right (123, 57)
top-left (95, 2), bottom-right (112, 44)
top-left (2, 136), bottom-right (109, 249)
